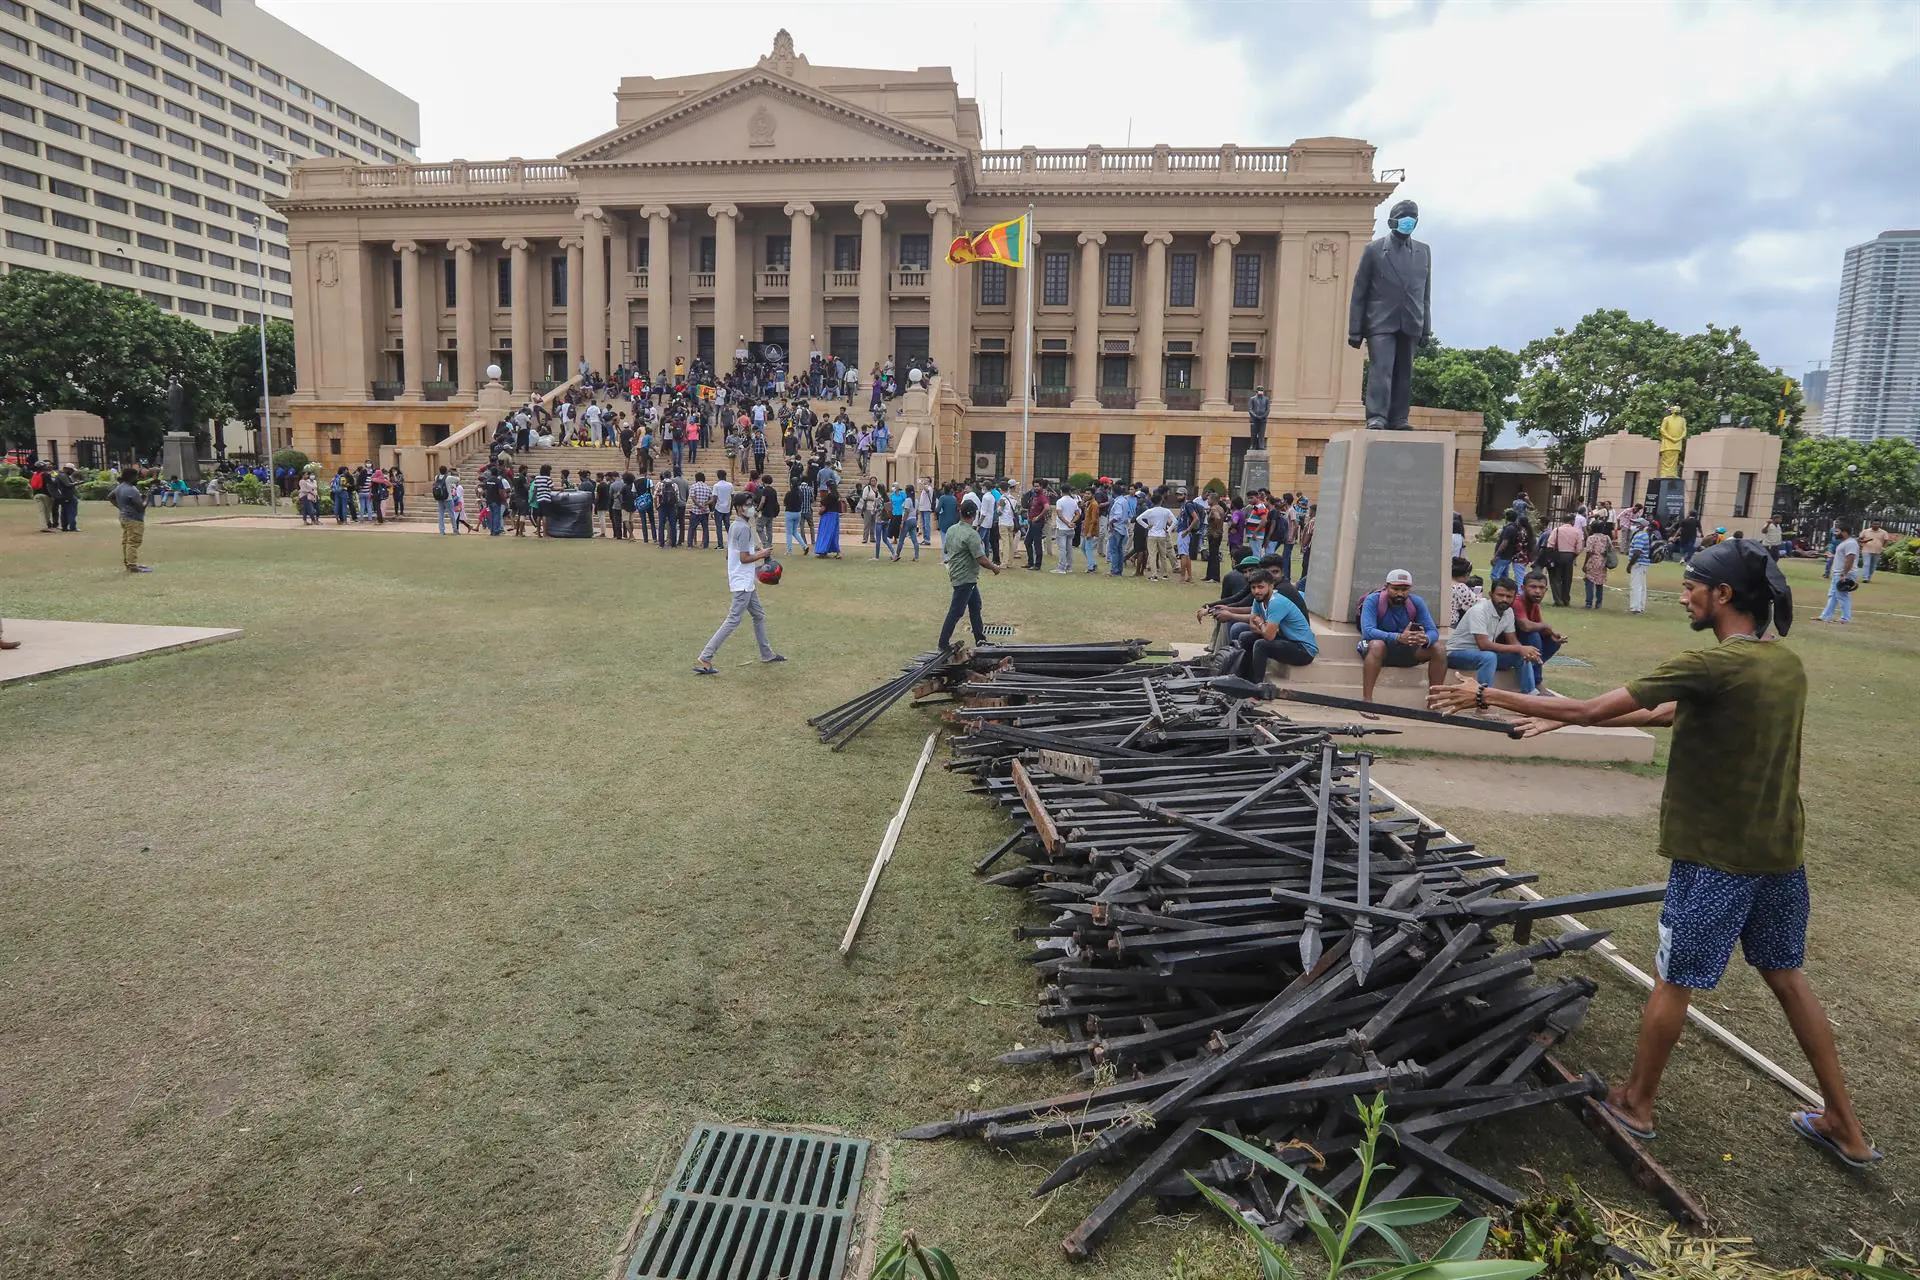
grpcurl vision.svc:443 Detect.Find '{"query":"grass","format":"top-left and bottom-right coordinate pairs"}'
top-left (0, 503), bottom-right (1915, 1279)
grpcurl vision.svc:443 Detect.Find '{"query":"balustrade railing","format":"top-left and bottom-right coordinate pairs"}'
top-left (974, 145), bottom-right (1293, 180)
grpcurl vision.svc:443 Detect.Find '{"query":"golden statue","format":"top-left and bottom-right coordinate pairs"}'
top-left (1658, 405), bottom-right (1687, 479)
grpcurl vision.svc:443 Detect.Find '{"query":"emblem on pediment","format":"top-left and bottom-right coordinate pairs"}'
top-left (316, 246), bottom-right (339, 288)
top-left (748, 103), bottom-right (776, 148)
top-left (1309, 238), bottom-right (1340, 283)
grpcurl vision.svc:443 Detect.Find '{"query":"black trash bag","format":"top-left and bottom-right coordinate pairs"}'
top-left (544, 488), bottom-right (594, 538)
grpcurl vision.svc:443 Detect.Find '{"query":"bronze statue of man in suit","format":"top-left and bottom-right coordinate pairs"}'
top-left (1348, 199), bottom-right (1431, 431)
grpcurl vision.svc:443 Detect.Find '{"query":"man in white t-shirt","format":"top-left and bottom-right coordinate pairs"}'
top-left (1136, 497), bottom-right (1177, 581)
top-left (1052, 486), bottom-right (1081, 573)
top-left (711, 470), bottom-right (735, 523)
top-left (693, 504), bottom-right (784, 674)
top-left (1443, 575), bottom-right (1535, 691)
top-left (1816, 520), bottom-right (1860, 624)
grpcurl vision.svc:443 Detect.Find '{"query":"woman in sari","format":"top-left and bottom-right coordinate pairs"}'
top-left (814, 482), bottom-right (843, 558)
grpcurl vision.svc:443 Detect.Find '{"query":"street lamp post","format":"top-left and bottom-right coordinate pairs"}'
top-left (245, 212), bottom-right (278, 514)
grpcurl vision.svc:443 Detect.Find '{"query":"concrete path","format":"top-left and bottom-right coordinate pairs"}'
top-left (0, 619), bottom-right (241, 688)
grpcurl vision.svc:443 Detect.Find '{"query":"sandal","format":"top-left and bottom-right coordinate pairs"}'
top-left (1790, 1110), bottom-right (1883, 1168)
top-left (692, 664), bottom-right (719, 676)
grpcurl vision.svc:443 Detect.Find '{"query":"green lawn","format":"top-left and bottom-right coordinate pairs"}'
top-left (1, 505), bottom-right (1915, 1279)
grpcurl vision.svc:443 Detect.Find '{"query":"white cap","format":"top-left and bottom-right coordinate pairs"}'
top-left (1385, 569), bottom-right (1414, 586)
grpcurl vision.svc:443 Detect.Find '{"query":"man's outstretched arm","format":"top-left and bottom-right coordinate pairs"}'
top-left (1431, 680), bottom-right (1672, 728)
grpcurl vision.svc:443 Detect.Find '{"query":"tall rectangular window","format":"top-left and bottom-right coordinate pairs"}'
top-left (897, 232), bottom-right (929, 270)
top-left (1734, 472), bottom-right (1757, 519)
top-left (1042, 251), bottom-right (1069, 307)
top-left (1232, 252), bottom-right (1261, 307)
top-left (979, 262), bottom-right (1008, 306)
top-left (1098, 434), bottom-right (1135, 484)
top-left (832, 233), bottom-right (859, 271)
top-left (1104, 251), bottom-right (1133, 307)
top-left (633, 237), bottom-right (648, 270)
top-left (1033, 432), bottom-right (1070, 483)
top-left (389, 257), bottom-right (401, 308)
top-left (764, 233), bottom-right (789, 269)
top-left (1690, 470), bottom-right (1708, 515)
top-left (1162, 436), bottom-right (1198, 490)
top-left (696, 234), bottom-right (714, 273)
top-left (1621, 470), bottom-right (1639, 507)
top-left (496, 255), bottom-right (511, 307)
top-left (550, 254), bottom-right (567, 306)
top-left (443, 256), bottom-right (455, 308)
top-left (1168, 252), bottom-right (1197, 307)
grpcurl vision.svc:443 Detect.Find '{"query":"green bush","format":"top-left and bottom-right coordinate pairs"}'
top-left (272, 448), bottom-right (311, 472)
top-left (79, 478), bottom-right (115, 500)
top-left (314, 490), bottom-right (333, 516)
top-left (1202, 477), bottom-right (1228, 496)
top-left (0, 464), bottom-right (20, 479)
top-left (1881, 537), bottom-right (1920, 576)
top-left (228, 474), bottom-right (269, 504)
top-left (1480, 519), bottom-right (1502, 542)
top-left (1067, 471), bottom-right (1095, 490)
top-left (0, 474), bottom-right (28, 499)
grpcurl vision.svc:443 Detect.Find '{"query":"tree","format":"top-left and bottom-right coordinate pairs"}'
top-left (1412, 340), bottom-right (1520, 448)
top-left (0, 272), bottom-right (224, 457)
top-left (219, 319), bottom-right (297, 435)
top-left (1514, 309), bottom-right (1803, 468)
top-left (1779, 436), bottom-right (1920, 513)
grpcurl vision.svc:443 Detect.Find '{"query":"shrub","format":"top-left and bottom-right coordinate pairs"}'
top-left (1067, 472), bottom-right (1095, 491)
top-left (0, 474), bottom-right (28, 499)
top-left (0, 464), bottom-right (19, 479)
top-left (1881, 537), bottom-right (1920, 576)
top-left (1480, 519), bottom-right (1502, 542)
top-left (228, 474), bottom-right (269, 504)
top-left (1490, 1180), bottom-right (1610, 1278)
top-left (272, 448), bottom-right (311, 472)
top-left (1203, 477), bottom-right (1228, 496)
top-left (79, 478), bottom-right (116, 501)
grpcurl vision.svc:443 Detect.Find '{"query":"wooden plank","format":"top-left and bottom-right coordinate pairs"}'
top-left (1537, 1052), bottom-right (1711, 1233)
top-left (1010, 758), bottom-right (1061, 854)
top-left (839, 733), bottom-right (939, 957)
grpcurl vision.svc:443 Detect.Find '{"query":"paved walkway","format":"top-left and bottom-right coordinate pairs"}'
top-left (0, 619), bottom-right (241, 687)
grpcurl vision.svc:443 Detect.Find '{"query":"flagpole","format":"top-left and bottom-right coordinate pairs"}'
top-left (1021, 202), bottom-right (1034, 483)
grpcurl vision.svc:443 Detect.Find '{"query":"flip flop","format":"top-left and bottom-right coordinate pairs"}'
top-left (1597, 1099), bottom-right (1656, 1141)
top-left (692, 665), bottom-right (719, 677)
top-left (762, 654), bottom-right (787, 664)
top-left (1791, 1110), bottom-right (1883, 1168)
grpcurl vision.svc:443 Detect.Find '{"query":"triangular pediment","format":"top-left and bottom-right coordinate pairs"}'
top-left (561, 72), bottom-right (962, 166)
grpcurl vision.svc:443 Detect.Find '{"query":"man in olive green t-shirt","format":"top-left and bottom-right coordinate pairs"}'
top-left (1431, 537), bottom-right (1879, 1167)
top-left (937, 495), bottom-right (1001, 652)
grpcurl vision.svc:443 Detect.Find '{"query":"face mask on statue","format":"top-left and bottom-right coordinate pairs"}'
top-left (1394, 216), bottom-right (1417, 235)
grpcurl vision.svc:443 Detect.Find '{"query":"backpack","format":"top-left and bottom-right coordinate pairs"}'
top-left (432, 476), bottom-right (448, 501)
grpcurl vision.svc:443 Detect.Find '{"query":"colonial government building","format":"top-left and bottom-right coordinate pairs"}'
top-left (275, 32), bottom-right (1482, 502)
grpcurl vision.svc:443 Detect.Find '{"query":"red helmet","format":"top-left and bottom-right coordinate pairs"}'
top-left (756, 560), bottom-right (784, 585)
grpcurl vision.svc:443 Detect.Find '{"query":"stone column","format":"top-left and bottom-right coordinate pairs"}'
top-left (608, 212), bottom-right (628, 367)
top-left (449, 239), bottom-right (476, 394)
top-left (1201, 230), bottom-right (1240, 410)
top-left (1072, 230), bottom-right (1105, 408)
top-left (394, 240), bottom-right (422, 398)
top-left (854, 200), bottom-right (887, 374)
top-left (641, 206), bottom-right (671, 375)
top-left (579, 207), bottom-right (607, 377)
top-left (505, 236), bottom-right (531, 392)
top-left (1136, 230), bottom-right (1173, 410)
top-left (709, 202), bottom-right (740, 374)
top-left (562, 236), bottom-right (585, 380)
top-left (784, 201), bottom-right (815, 379)
top-left (926, 200), bottom-right (959, 383)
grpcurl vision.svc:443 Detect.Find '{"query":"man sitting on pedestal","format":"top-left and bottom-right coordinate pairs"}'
top-left (1211, 570), bottom-right (1317, 679)
top-left (1445, 575), bottom-right (1538, 693)
top-left (1356, 568), bottom-right (1447, 701)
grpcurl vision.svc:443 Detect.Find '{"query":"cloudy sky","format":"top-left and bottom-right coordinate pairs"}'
top-left (264, 0), bottom-right (1917, 382)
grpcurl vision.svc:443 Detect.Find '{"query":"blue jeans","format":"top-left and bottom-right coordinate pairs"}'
top-left (938, 583), bottom-right (984, 650)
top-left (1490, 557), bottom-right (1513, 584)
top-left (1584, 579), bottom-right (1604, 608)
top-left (488, 503), bottom-right (505, 535)
top-left (784, 511), bottom-right (803, 552)
top-left (920, 511), bottom-right (932, 542)
top-left (1278, 543), bottom-right (1294, 581)
top-left (1862, 552), bottom-right (1878, 581)
top-left (437, 498), bottom-right (453, 533)
top-left (1818, 579), bottom-right (1853, 622)
top-left (1446, 647), bottom-right (1536, 693)
top-left (689, 512), bottom-right (710, 548)
top-left (1108, 529), bottom-right (1128, 575)
top-left (1081, 535), bottom-right (1100, 571)
top-left (1519, 631), bottom-right (1560, 688)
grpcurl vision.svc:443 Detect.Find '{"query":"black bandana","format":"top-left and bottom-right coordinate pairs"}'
top-left (1683, 537), bottom-right (1794, 635)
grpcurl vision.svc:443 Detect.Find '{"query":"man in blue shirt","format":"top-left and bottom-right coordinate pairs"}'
top-left (1229, 571), bottom-right (1317, 678)
top-left (1105, 488), bottom-right (1135, 577)
top-left (1356, 568), bottom-right (1447, 700)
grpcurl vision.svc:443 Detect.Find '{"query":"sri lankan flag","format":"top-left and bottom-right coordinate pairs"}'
top-left (948, 212), bottom-right (1030, 269)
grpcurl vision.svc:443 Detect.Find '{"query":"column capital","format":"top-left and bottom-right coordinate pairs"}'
top-left (1142, 229), bottom-right (1175, 248)
top-left (707, 202), bottom-right (740, 221)
top-left (1077, 230), bottom-right (1107, 248)
top-left (925, 199), bottom-right (961, 219)
top-left (559, 235), bottom-right (584, 251)
top-left (575, 205), bottom-right (606, 223)
top-left (447, 238), bottom-right (474, 254)
top-left (392, 239), bottom-right (419, 255)
top-left (502, 236), bottom-right (529, 253)
top-left (853, 200), bottom-right (887, 219)
top-left (782, 201), bottom-right (817, 220)
top-left (1210, 230), bottom-right (1242, 248)
top-left (638, 204), bottom-right (674, 222)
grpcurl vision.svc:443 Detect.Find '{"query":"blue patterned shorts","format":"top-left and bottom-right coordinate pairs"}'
top-left (1655, 860), bottom-right (1808, 990)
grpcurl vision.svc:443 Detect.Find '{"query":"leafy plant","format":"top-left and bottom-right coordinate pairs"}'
top-left (227, 474), bottom-right (269, 504)
top-left (1204, 477), bottom-right (1229, 496)
top-left (1190, 1093), bottom-right (1545, 1280)
top-left (273, 447), bottom-right (311, 472)
top-left (0, 474), bottom-right (27, 499)
top-left (1488, 1181), bottom-right (1609, 1278)
top-left (1067, 471), bottom-right (1096, 491)
top-left (872, 1230), bottom-right (960, 1280)
top-left (1822, 1258), bottom-right (1918, 1280)
top-left (1480, 520), bottom-right (1502, 543)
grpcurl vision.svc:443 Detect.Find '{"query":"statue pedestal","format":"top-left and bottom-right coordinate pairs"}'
top-left (476, 379), bottom-right (514, 417)
top-left (162, 431), bottom-right (201, 484)
top-left (1241, 449), bottom-right (1271, 496)
top-left (1302, 428), bottom-right (1454, 627)
top-left (1645, 476), bottom-right (1686, 525)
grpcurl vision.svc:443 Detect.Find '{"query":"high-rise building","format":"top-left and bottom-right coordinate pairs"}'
top-left (1824, 229), bottom-right (1920, 443)
top-left (0, 0), bottom-right (417, 331)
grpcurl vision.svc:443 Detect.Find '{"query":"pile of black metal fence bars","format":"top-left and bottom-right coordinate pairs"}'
top-left (900, 654), bottom-right (1667, 1263)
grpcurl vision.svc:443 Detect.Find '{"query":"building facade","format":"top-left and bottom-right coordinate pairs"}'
top-left (0, 0), bottom-right (418, 331)
top-left (1825, 229), bottom-right (1920, 444)
top-left (274, 32), bottom-right (1483, 505)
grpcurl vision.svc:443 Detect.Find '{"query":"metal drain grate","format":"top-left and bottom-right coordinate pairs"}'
top-left (625, 1126), bottom-right (870, 1280)
top-left (983, 622), bottom-right (1018, 639)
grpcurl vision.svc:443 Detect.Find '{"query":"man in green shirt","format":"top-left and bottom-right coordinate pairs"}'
top-left (1431, 537), bottom-right (1879, 1167)
top-left (937, 495), bottom-right (1001, 652)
